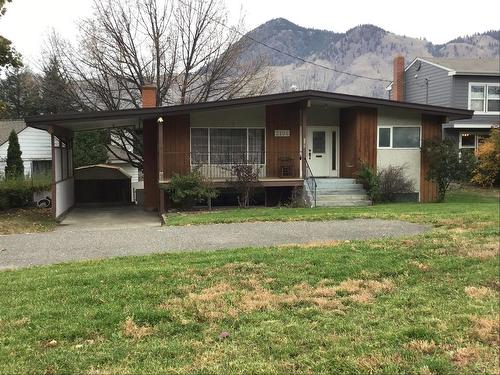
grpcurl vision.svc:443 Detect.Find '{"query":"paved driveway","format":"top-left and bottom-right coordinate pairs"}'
top-left (0, 218), bottom-right (430, 270)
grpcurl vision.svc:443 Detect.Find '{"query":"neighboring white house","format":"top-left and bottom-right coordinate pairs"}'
top-left (0, 120), bottom-right (52, 178)
top-left (107, 144), bottom-right (142, 202)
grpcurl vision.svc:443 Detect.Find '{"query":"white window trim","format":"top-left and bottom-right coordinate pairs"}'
top-left (377, 125), bottom-right (422, 150)
top-left (459, 131), bottom-right (490, 150)
top-left (468, 82), bottom-right (500, 115)
top-left (190, 126), bottom-right (266, 166)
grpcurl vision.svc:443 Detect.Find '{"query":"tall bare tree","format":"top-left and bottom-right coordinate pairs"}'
top-left (46, 0), bottom-right (272, 171)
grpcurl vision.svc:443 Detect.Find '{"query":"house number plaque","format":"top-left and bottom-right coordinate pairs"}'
top-left (274, 130), bottom-right (290, 137)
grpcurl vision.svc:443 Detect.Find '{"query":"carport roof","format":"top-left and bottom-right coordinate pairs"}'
top-left (25, 90), bottom-right (473, 132)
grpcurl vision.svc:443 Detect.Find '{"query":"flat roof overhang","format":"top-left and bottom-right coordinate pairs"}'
top-left (25, 90), bottom-right (474, 133)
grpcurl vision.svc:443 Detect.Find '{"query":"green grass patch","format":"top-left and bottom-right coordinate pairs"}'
top-left (164, 187), bottom-right (499, 227)
top-left (0, 189), bottom-right (498, 373)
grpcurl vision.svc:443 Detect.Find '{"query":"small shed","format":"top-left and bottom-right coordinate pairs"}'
top-left (74, 164), bottom-right (132, 205)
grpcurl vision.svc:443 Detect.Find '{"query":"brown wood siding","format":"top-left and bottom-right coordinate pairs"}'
top-left (163, 114), bottom-right (190, 178)
top-left (143, 118), bottom-right (159, 210)
top-left (339, 107), bottom-right (377, 178)
top-left (420, 114), bottom-right (443, 202)
top-left (266, 103), bottom-right (301, 178)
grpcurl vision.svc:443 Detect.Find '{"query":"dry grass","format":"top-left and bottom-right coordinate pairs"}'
top-left (469, 316), bottom-right (500, 345)
top-left (465, 286), bottom-right (495, 299)
top-left (459, 242), bottom-right (499, 260)
top-left (277, 240), bottom-right (341, 249)
top-left (161, 277), bottom-right (394, 321)
top-left (409, 261), bottom-right (431, 271)
top-left (405, 340), bottom-right (438, 354)
top-left (452, 347), bottom-right (482, 367)
top-left (121, 317), bottom-right (153, 340)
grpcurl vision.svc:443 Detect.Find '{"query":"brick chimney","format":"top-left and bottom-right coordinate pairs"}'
top-left (392, 56), bottom-right (405, 101)
top-left (141, 84), bottom-right (157, 108)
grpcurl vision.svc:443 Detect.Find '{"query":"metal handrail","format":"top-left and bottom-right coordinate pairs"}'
top-left (304, 158), bottom-right (317, 207)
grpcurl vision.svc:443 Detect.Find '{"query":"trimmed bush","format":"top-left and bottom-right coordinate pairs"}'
top-left (356, 162), bottom-right (380, 202)
top-left (166, 169), bottom-right (218, 209)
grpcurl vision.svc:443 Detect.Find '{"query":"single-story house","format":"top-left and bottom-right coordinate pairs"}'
top-left (0, 119), bottom-right (52, 177)
top-left (25, 87), bottom-right (473, 219)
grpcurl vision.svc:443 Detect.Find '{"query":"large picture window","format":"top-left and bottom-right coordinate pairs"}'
top-left (469, 83), bottom-right (500, 113)
top-left (378, 126), bottom-right (421, 149)
top-left (191, 128), bottom-right (265, 165)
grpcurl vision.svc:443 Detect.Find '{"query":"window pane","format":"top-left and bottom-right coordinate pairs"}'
top-left (393, 127), bottom-right (420, 148)
top-left (32, 160), bottom-right (52, 177)
top-left (191, 128), bottom-right (208, 163)
top-left (487, 99), bottom-right (500, 112)
top-left (210, 128), bottom-right (247, 164)
top-left (470, 85), bottom-right (485, 99)
top-left (312, 131), bottom-right (325, 153)
top-left (378, 127), bottom-right (391, 147)
top-left (470, 99), bottom-right (485, 111)
top-left (248, 129), bottom-right (265, 164)
top-left (460, 133), bottom-right (475, 148)
top-left (488, 85), bottom-right (500, 99)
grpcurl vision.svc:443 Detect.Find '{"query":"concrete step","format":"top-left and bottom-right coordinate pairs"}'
top-left (315, 178), bottom-right (357, 186)
top-left (316, 185), bottom-right (365, 192)
top-left (317, 194), bottom-right (369, 201)
top-left (316, 190), bottom-right (366, 195)
top-left (316, 200), bottom-right (372, 207)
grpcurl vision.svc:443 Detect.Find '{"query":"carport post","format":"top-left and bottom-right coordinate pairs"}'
top-left (157, 116), bottom-right (165, 216)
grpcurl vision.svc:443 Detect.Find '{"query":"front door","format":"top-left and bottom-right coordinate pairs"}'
top-left (307, 127), bottom-right (339, 177)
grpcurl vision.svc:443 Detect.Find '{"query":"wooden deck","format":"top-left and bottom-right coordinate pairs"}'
top-left (159, 177), bottom-right (304, 189)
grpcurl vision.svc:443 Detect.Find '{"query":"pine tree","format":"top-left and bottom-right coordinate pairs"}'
top-left (39, 56), bottom-right (76, 114)
top-left (5, 129), bottom-right (23, 179)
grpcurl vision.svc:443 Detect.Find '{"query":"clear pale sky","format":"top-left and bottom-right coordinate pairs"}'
top-left (1, 0), bottom-right (499, 67)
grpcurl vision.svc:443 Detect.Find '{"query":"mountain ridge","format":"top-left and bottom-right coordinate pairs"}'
top-left (243, 18), bottom-right (500, 97)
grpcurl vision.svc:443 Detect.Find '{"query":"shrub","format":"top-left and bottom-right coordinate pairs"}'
top-left (0, 176), bottom-right (51, 209)
top-left (226, 164), bottom-right (262, 208)
top-left (471, 128), bottom-right (500, 187)
top-left (422, 139), bottom-right (476, 202)
top-left (356, 162), bottom-right (380, 201)
top-left (166, 169), bottom-right (218, 209)
top-left (5, 130), bottom-right (24, 179)
top-left (377, 165), bottom-right (415, 202)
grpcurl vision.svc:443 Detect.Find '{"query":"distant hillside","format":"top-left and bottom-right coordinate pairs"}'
top-left (243, 18), bottom-right (500, 97)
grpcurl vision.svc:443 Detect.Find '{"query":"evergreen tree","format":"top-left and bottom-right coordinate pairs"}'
top-left (39, 56), bottom-right (76, 114)
top-left (4, 129), bottom-right (23, 178)
top-left (73, 130), bottom-right (109, 168)
top-left (0, 68), bottom-right (40, 119)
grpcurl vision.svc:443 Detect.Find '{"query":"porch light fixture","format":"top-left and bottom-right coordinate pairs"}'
top-left (157, 116), bottom-right (164, 125)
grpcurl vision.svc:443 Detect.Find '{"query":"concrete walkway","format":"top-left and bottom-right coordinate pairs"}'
top-left (0, 219), bottom-right (430, 270)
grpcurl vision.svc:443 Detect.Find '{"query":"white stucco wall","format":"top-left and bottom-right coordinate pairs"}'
top-left (308, 104), bottom-right (339, 126)
top-left (377, 109), bottom-right (422, 192)
top-left (55, 177), bottom-right (74, 218)
top-left (190, 106), bottom-right (265, 128)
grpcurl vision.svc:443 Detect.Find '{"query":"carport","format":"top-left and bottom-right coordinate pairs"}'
top-left (74, 164), bottom-right (132, 205)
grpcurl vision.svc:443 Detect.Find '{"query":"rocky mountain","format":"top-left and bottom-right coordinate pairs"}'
top-left (244, 18), bottom-right (500, 98)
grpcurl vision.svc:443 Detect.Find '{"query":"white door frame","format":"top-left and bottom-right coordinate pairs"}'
top-left (307, 126), bottom-right (339, 177)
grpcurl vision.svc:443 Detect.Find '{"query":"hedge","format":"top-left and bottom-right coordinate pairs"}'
top-left (0, 176), bottom-right (51, 210)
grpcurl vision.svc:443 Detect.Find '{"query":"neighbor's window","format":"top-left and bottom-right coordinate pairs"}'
top-left (32, 160), bottom-right (52, 177)
top-left (460, 132), bottom-right (476, 148)
top-left (469, 83), bottom-right (500, 113)
top-left (190, 128), bottom-right (265, 165)
top-left (378, 126), bottom-right (421, 149)
top-left (460, 132), bottom-right (490, 150)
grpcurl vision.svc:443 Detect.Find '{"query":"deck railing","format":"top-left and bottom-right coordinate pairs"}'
top-left (304, 158), bottom-right (317, 207)
top-left (162, 151), bottom-right (301, 180)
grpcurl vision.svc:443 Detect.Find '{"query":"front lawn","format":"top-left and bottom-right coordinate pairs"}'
top-left (0, 208), bottom-right (56, 235)
top-left (0, 189), bottom-right (498, 374)
top-left (164, 187), bottom-right (499, 226)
